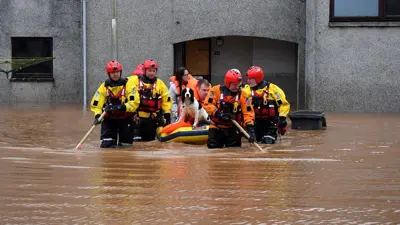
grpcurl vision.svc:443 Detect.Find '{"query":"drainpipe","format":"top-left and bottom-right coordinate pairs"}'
top-left (82, 0), bottom-right (87, 109)
top-left (111, 0), bottom-right (118, 60)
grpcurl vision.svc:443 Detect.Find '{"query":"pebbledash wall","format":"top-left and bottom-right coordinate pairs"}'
top-left (0, 0), bottom-right (399, 112)
top-left (306, 0), bottom-right (400, 112)
top-left (0, 0), bottom-right (82, 104)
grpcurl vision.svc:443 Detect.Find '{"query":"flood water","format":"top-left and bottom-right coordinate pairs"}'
top-left (0, 104), bottom-right (399, 224)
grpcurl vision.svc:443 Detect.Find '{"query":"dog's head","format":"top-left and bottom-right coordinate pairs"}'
top-left (181, 87), bottom-right (195, 104)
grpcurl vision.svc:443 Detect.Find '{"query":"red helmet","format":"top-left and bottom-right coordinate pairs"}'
top-left (106, 60), bottom-right (122, 73)
top-left (224, 69), bottom-right (242, 87)
top-left (143, 59), bottom-right (158, 70)
top-left (133, 63), bottom-right (144, 75)
top-left (247, 66), bottom-right (264, 83)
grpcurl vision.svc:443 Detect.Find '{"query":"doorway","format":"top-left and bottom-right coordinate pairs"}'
top-left (173, 38), bottom-right (211, 82)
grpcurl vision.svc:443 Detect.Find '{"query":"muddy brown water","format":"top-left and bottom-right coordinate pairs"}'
top-left (0, 104), bottom-right (399, 224)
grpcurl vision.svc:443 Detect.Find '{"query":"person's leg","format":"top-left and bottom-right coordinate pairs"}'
top-left (117, 119), bottom-right (133, 146)
top-left (207, 128), bottom-right (224, 149)
top-left (225, 127), bottom-right (242, 147)
top-left (139, 118), bottom-right (158, 141)
top-left (132, 115), bottom-right (142, 142)
top-left (100, 119), bottom-right (118, 148)
top-left (254, 119), bottom-right (267, 143)
top-left (261, 120), bottom-right (278, 144)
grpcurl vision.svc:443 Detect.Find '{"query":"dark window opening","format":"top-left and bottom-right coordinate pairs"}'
top-left (330, 0), bottom-right (400, 22)
top-left (11, 37), bottom-right (54, 81)
top-left (386, 0), bottom-right (400, 16)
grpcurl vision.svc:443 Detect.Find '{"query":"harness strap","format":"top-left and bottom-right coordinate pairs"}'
top-left (220, 88), bottom-right (240, 113)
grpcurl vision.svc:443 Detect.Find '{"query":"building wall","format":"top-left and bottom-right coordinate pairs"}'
top-left (86, 0), bottom-right (305, 107)
top-left (210, 36), bottom-right (253, 86)
top-left (0, 0), bottom-right (306, 109)
top-left (0, 0), bottom-right (82, 104)
top-left (2, 0), bottom-right (397, 112)
top-left (306, 0), bottom-right (400, 112)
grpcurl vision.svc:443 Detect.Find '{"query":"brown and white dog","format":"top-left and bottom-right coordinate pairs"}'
top-left (178, 88), bottom-right (210, 128)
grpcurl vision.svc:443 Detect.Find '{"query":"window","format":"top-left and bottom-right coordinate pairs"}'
top-left (330, 0), bottom-right (400, 22)
top-left (11, 37), bottom-right (54, 81)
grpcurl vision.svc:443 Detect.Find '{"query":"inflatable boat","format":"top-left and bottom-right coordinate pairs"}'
top-left (156, 125), bottom-right (209, 144)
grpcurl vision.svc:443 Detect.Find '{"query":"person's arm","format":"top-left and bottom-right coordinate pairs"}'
top-left (90, 82), bottom-right (106, 116)
top-left (124, 77), bottom-right (140, 113)
top-left (203, 85), bottom-right (220, 116)
top-left (159, 80), bottom-right (172, 114)
top-left (169, 83), bottom-right (179, 121)
top-left (270, 83), bottom-right (290, 118)
top-left (239, 86), bottom-right (255, 127)
top-left (239, 86), bottom-right (256, 142)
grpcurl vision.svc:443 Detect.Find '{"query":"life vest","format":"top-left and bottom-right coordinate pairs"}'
top-left (104, 78), bottom-right (131, 119)
top-left (170, 76), bottom-right (183, 96)
top-left (210, 86), bottom-right (243, 126)
top-left (170, 75), bottom-right (198, 96)
top-left (251, 83), bottom-right (277, 119)
top-left (137, 76), bottom-right (162, 113)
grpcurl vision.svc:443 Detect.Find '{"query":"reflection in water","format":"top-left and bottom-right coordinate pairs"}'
top-left (0, 105), bottom-right (399, 224)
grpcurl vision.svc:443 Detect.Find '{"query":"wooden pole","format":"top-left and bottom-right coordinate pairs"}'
top-left (75, 111), bottom-right (107, 150)
top-left (231, 120), bottom-right (267, 153)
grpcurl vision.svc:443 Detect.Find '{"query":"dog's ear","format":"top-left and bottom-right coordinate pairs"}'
top-left (181, 88), bottom-right (186, 103)
top-left (189, 88), bottom-right (195, 103)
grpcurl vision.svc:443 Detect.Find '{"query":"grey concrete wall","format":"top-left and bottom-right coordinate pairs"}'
top-left (86, 0), bottom-right (305, 106)
top-left (0, 0), bottom-right (82, 104)
top-left (297, 0), bottom-right (306, 110)
top-left (86, 0), bottom-right (112, 100)
top-left (306, 0), bottom-right (400, 112)
top-left (210, 36), bottom-right (253, 85)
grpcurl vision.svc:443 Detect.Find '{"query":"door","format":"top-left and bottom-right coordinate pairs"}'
top-left (185, 39), bottom-right (211, 82)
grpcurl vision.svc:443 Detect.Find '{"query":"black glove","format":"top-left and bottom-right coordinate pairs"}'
top-left (132, 115), bottom-right (140, 126)
top-left (214, 110), bottom-right (233, 122)
top-left (93, 114), bottom-right (102, 125)
top-left (104, 104), bottom-right (126, 112)
top-left (164, 113), bottom-right (171, 126)
top-left (246, 124), bottom-right (256, 143)
top-left (118, 104), bottom-right (127, 111)
top-left (278, 116), bottom-right (287, 135)
top-left (279, 117), bottom-right (287, 127)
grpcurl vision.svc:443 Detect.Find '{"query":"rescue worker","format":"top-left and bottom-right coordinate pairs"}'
top-left (132, 63), bottom-right (144, 76)
top-left (90, 60), bottom-right (140, 148)
top-left (130, 59), bottom-right (172, 141)
top-left (204, 69), bottom-right (256, 148)
top-left (196, 79), bottom-right (211, 105)
top-left (169, 67), bottom-right (198, 122)
top-left (130, 62), bottom-right (145, 141)
top-left (245, 66), bottom-right (290, 144)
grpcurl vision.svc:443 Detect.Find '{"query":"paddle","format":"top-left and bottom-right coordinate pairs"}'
top-left (75, 111), bottom-right (107, 150)
top-left (231, 120), bottom-right (267, 153)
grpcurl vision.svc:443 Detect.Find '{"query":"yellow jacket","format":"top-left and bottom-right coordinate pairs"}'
top-left (246, 81), bottom-right (290, 117)
top-left (130, 75), bottom-right (172, 118)
top-left (90, 78), bottom-right (140, 116)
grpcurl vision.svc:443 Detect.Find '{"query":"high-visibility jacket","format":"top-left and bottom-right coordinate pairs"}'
top-left (204, 85), bottom-right (254, 129)
top-left (245, 81), bottom-right (290, 119)
top-left (90, 77), bottom-right (140, 118)
top-left (130, 75), bottom-right (172, 118)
